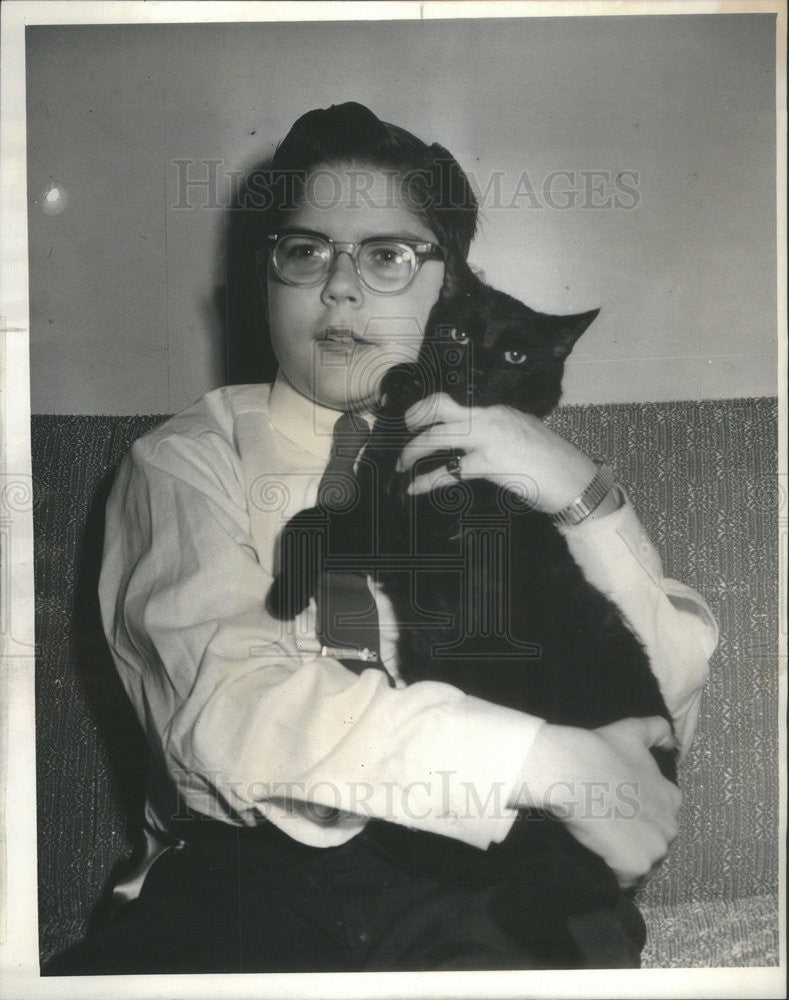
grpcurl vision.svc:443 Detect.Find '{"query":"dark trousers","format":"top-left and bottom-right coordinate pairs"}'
top-left (44, 819), bottom-right (646, 975)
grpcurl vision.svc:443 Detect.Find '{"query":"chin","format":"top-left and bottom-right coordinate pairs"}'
top-left (311, 383), bottom-right (376, 414)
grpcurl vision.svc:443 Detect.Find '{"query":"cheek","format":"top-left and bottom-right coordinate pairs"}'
top-left (374, 265), bottom-right (445, 362)
top-left (396, 262), bottom-right (445, 331)
top-left (418, 262), bottom-right (446, 314)
top-left (266, 284), bottom-right (297, 335)
top-left (266, 268), bottom-right (320, 325)
top-left (364, 316), bottom-right (425, 363)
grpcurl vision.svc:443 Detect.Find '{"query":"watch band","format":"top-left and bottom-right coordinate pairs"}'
top-left (549, 463), bottom-right (616, 527)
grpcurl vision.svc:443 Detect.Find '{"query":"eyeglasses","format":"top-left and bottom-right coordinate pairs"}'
top-left (264, 230), bottom-right (447, 295)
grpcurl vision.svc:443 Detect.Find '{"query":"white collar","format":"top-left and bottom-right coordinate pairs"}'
top-left (268, 372), bottom-right (374, 461)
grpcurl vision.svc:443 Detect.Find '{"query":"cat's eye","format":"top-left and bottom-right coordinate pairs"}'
top-left (450, 328), bottom-right (470, 345)
top-left (504, 349), bottom-right (528, 365)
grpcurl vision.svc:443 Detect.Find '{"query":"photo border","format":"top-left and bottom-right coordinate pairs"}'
top-left (2, 2), bottom-right (785, 997)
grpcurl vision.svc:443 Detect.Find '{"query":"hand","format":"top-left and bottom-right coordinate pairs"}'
top-left (398, 393), bottom-right (598, 514)
top-left (510, 716), bottom-right (682, 888)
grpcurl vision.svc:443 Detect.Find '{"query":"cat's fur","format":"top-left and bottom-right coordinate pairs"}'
top-left (267, 269), bottom-right (676, 966)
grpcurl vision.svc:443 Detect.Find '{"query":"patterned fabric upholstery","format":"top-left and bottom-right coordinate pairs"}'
top-left (32, 398), bottom-right (780, 967)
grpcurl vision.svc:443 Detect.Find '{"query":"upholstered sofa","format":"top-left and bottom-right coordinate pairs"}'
top-left (32, 397), bottom-right (780, 969)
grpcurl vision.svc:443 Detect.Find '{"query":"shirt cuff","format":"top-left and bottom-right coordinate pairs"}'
top-left (293, 684), bottom-right (546, 852)
top-left (558, 486), bottom-right (664, 589)
top-left (409, 695), bottom-right (545, 849)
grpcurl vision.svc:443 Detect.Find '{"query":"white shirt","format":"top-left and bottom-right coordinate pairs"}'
top-left (99, 376), bottom-right (717, 857)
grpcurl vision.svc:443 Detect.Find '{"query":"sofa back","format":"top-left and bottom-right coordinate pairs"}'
top-left (32, 398), bottom-right (779, 965)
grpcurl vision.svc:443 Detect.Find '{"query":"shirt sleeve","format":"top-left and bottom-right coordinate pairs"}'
top-left (99, 430), bottom-right (542, 850)
top-left (558, 488), bottom-right (718, 760)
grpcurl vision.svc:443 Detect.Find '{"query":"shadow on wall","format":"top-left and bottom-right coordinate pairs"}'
top-left (212, 155), bottom-right (279, 388)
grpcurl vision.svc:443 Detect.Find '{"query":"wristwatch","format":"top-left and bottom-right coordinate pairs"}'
top-left (549, 463), bottom-right (616, 527)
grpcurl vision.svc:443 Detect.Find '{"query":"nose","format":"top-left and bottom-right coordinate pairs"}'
top-left (320, 250), bottom-right (364, 308)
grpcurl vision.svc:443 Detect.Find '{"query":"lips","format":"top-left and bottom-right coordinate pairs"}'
top-left (319, 326), bottom-right (373, 345)
top-left (322, 326), bottom-right (355, 341)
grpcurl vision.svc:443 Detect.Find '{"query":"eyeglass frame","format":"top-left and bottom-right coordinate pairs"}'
top-left (261, 229), bottom-right (448, 295)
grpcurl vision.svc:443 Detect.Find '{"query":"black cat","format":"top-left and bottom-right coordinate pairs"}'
top-left (268, 270), bottom-right (676, 966)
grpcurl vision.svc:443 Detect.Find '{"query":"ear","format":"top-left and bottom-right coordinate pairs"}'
top-left (550, 308), bottom-right (600, 359)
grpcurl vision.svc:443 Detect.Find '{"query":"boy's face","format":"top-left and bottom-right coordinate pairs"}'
top-left (266, 167), bottom-right (445, 413)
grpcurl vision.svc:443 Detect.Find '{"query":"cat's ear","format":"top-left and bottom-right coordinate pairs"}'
top-left (550, 308), bottom-right (600, 359)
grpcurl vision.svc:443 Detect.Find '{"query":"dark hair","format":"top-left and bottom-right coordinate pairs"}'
top-left (260, 102), bottom-right (478, 263)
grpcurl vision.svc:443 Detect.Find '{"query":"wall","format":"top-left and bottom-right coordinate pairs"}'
top-left (25, 13), bottom-right (778, 414)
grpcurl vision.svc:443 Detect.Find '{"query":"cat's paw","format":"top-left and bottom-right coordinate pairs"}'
top-left (379, 363), bottom-right (429, 413)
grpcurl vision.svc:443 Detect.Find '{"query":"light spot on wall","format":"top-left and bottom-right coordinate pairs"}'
top-left (41, 185), bottom-right (68, 215)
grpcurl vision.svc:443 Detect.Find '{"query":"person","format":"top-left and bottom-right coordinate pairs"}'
top-left (45, 103), bottom-right (716, 974)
